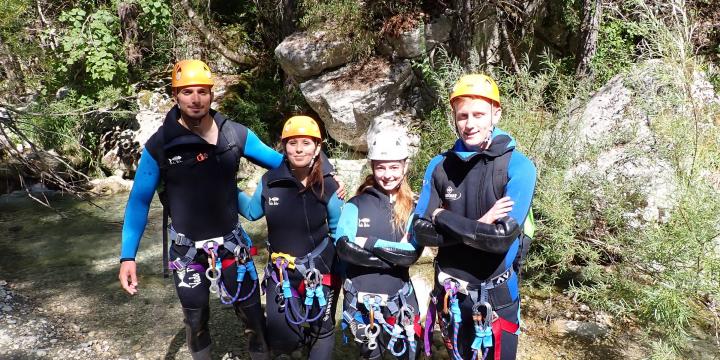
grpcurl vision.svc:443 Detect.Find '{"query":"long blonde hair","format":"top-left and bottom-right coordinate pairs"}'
top-left (357, 171), bottom-right (414, 231)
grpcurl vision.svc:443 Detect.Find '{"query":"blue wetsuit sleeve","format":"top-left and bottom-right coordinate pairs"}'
top-left (326, 191), bottom-right (343, 239)
top-left (238, 180), bottom-right (265, 221)
top-left (506, 151), bottom-right (537, 225)
top-left (372, 212), bottom-right (421, 251)
top-left (120, 148), bottom-right (160, 260)
top-left (243, 129), bottom-right (283, 169)
top-left (335, 201), bottom-right (359, 244)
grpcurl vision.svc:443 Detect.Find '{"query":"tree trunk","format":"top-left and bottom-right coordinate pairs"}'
top-left (117, 2), bottom-right (142, 69)
top-left (450, 0), bottom-right (476, 67)
top-left (0, 36), bottom-right (26, 97)
top-left (497, 7), bottom-right (520, 74)
top-left (178, 0), bottom-right (257, 66)
top-left (576, 0), bottom-right (602, 78)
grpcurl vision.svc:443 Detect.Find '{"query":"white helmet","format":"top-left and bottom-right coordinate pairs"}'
top-left (367, 130), bottom-right (410, 161)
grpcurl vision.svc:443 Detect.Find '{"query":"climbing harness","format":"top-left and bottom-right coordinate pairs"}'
top-left (167, 223), bottom-right (259, 303)
top-left (265, 237), bottom-right (337, 325)
top-left (341, 279), bottom-right (420, 358)
top-left (424, 266), bottom-right (520, 360)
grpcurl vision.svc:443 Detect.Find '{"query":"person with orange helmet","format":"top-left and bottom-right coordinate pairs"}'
top-left (237, 115), bottom-right (343, 359)
top-left (118, 60), bottom-right (343, 359)
top-left (413, 74), bottom-right (537, 360)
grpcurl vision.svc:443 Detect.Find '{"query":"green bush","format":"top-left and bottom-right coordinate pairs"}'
top-left (220, 71), bottom-right (310, 145)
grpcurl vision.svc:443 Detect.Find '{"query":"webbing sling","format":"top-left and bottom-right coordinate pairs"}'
top-left (342, 279), bottom-right (419, 358)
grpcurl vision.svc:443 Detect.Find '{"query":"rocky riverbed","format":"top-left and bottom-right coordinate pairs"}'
top-left (1, 192), bottom-right (717, 359)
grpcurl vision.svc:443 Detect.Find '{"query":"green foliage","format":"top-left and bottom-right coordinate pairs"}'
top-left (220, 72), bottom-right (310, 145)
top-left (592, 18), bottom-right (647, 85)
top-left (300, 0), bottom-right (375, 59)
top-left (57, 6), bottom-right (128, 87)
top-left (136, 0), bottom-right (171, 33)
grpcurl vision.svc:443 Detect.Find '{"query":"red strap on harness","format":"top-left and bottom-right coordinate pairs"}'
top-left (492, 316), bottom-right (520, 360)
top-left (296, 274), bottom-right (340, 296)
top-left (219, 246), bottom-right (258, 270)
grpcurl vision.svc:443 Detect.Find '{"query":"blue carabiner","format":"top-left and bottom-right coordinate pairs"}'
top-left (236, 264), bottom-right (247, 282)
top-left (246, 261), bottom-right (258, 281)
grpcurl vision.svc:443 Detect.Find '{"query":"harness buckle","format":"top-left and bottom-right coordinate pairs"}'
top-left (270, 252), bottom-right (296, 269)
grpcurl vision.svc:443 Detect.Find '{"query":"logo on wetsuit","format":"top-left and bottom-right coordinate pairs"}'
top-left (444, 186), bottom-right (462, 201)
top-left (176, 268), bottom-right (202, 288)
top-left (269, 197), bottom-right (280, 206)
top-left (168, 155), bottom-right (182, 165)
top-left (358, 218), bottom-right (371, 228)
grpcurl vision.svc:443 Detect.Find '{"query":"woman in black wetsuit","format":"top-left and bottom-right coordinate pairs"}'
top-left (238, 116), bottom-right (343, 359)
top-left (335, 130), bottom-right (423, 359)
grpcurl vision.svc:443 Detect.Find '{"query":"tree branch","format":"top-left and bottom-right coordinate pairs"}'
top-left (178, 0), bottom-right (257, 66)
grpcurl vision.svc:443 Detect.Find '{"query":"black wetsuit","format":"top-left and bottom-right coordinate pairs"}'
top-left (336, 186), bottom-right (422, 359)
top-left (239, 160), bottom-right (343, 359)
top-left (121, 106), bottom-right (282, 358)
top-left (413, 129), bottom-right (536, 360)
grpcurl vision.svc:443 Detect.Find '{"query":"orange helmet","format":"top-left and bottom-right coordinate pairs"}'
top-left (171, 60), bottom-right (214, 88)
top-left (281, 116), bottom-right (322, 140)
top-left (449, 74), bottom-right (500, 107)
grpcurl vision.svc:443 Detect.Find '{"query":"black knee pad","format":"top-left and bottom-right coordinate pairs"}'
top-left (182, 306), bottom-right (211, 352)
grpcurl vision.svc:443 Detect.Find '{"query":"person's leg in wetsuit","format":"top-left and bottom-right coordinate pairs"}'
top-left (222, 262), bottom-right (270, 360)
top-left (173, 263), bottom-right (212, 360)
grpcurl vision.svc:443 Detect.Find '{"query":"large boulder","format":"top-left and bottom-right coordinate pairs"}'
top-left (275, 31), bottom-right (354, 80)
top-left (380, 23), bottom-right (426, 59)
top-left (424, 15), bottom-right (451, 51)
top-left (565, 61), bottom-right (719, 225)
top-left (300, 58), bottom-right (416, 150)
top-left (365, 111), bottom-right (420, 156)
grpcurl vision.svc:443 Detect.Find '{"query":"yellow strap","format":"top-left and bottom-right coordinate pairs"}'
top-left (270, 252), bottom-right (297, 269)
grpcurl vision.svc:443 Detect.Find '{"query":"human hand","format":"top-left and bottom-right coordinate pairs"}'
top-left (333, 175), bottom-right (347, 200)
top-left (119, 260), bottom-right (139, 295)
top-left (478, 197), bottom-right (514, 224)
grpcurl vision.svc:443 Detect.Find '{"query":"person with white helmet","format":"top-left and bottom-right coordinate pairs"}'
top-left (335, 129), bottom-right (423, 359)
top-left (412, 74), bottom-right (536, 360)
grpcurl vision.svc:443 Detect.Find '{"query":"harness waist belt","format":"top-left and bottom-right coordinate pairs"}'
top-left (269, 237), bottom-right (331, 275)
top-left (168, 223), bottom-right (253, 270)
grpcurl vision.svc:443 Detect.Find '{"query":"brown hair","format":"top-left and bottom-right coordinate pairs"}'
top-left (356, 166), bottom-right (414, 230)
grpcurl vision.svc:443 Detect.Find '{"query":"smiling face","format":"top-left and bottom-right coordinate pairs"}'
top-left (453, 96), bottom-right (501, 149)
top-left (174, 85), bottom-right (213, 122)
top-left (372, 160), bottom-right (406, 193)
top-left (284, 136), bottom-right (320, 168)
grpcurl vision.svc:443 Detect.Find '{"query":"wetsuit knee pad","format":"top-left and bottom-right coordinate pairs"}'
top-left (182, 306), bottom-right (211, 352)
